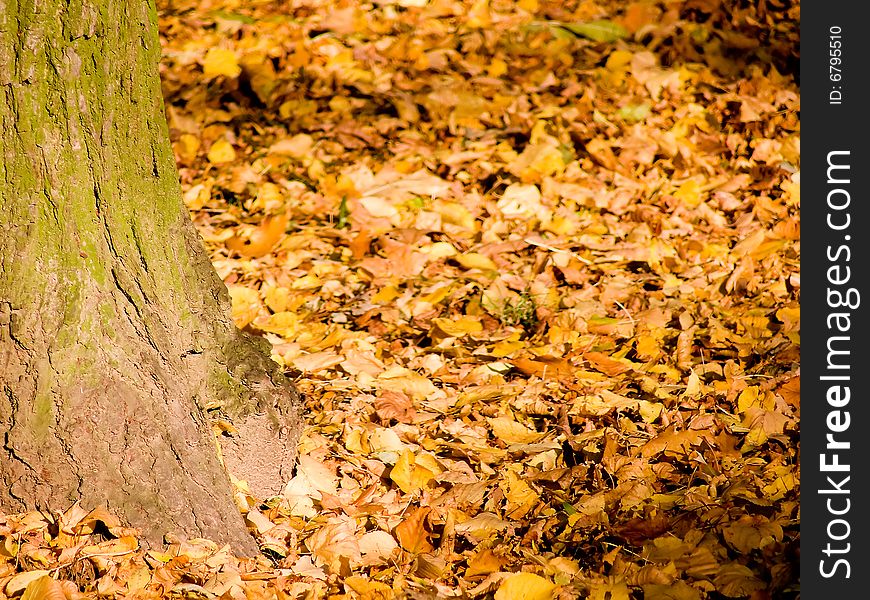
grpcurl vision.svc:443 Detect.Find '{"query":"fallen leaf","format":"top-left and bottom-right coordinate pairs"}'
top-left (202, 47), bottom-right (240, 78)
top-left (494, 572), bottom-right (556, 600)
top-left (395, 507), bottom-right (434, 554)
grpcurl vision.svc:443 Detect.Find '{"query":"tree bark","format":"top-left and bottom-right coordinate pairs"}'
top-left (0, 0), bottom-right (301, 555)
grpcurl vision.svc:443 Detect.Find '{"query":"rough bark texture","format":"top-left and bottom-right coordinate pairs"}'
top-left (0, 0), bottom-right (301, 555)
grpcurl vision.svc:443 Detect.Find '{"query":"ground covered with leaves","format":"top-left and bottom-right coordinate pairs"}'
top-left (1, 0), bottom-right (800, 598)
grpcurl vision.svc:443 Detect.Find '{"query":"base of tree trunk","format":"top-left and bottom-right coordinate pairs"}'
top-left (0, 0), bottom-right (302, 553)
top-left (1, 294), bottom-right (301, 557)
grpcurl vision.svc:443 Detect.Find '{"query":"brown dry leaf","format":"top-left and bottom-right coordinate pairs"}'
top-left (713, 563), bottom-right (766, 597)
top-left (358, 530), bottom-right (399, 566)
top-left (722, 517), bottom-right (783, 554)
top-left (291, 351), bottom-right (343, 373)
top-left (374, 391), bottom-right (417, 423)
top-left (305, 519), bottom-right (361, 574)
top-left (640, 428), bottom-right (712, 458)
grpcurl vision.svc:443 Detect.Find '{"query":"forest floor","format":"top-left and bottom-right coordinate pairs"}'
top-left (1, 1), bottom-right (800, 598)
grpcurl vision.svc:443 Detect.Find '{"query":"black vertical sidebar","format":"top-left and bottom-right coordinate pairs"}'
top-left (801, 2), bottom-right (870, 595)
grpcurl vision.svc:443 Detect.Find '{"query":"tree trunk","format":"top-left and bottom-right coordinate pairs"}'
top-left (0, 0), bottom-right (301, 555)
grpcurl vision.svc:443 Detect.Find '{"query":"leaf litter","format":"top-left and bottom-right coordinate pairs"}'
top-left (1, 0), bottom-right (799, 598)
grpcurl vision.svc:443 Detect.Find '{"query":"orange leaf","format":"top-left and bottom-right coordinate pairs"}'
top-left (395, 507), bottom-right (434, 554)
top-left (510, 357), bottom-right (574, 380)
top-left (584, 352), bottom-right (631, 376)
top-left (226, 212), bottom-right (289, 258)
top-left (350, 230), bottom-right (373, 259)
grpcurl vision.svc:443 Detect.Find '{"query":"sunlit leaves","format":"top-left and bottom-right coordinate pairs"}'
top-left (202, 47), bottom-right (240, 79)
top-left (494, 573), bottom-right (557, 600)
top-left (28, 1), bottom-right (799, 598)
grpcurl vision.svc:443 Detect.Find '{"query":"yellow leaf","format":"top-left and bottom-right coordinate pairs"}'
top-left (635, 334), bottom-right (661, 360)
top-left (344, 576), bottom-right (394, 599)
top-left (369, 426), bottom-right (404, 456)
top-left (466, 549), bottom-right (507, 577)
top-left (492, 339), bottom-right (524, 358)
top-left (488, 57), bottom-right (508, 77)
top-left (344, 427), bottom-right (370, 454)
top-left (431, 316), bottom-right (483, 337)
top-left (762, 466), bottom-right (797, 500)
top-left (6, 571), bottom-right (51, 597)
top-left (358, 531), bottom-right (399, 566)
top-left (305, 520), bottom-right (361, 574)
top-left (434, 201), bottom-right (476, 230)
top-left (518, 0), bottom-right (539, 11)
top-left (456, 252), bottom-right (497, 271)
top-left (290, 274), bottom-right (322, 290)
top-left (255, 311), bottom-right (299, 338)
top-left (467, 0), bottom-right (492, 29)
top-left (606, 50), bottom-right (633, 72)
top-left (637, 400), bottom-right (664, 423)
top-left (228, 285), bottom-right (261, 329)
top-left (239, 53), bottom-right (276, 102)
top-left (126, 566), bottom-right (152, 592)
top-left (673, 179), bottom-right (703, 207)
top-left (488, 416), bottom-right (542, 444)
top-left (737, 386), bottom-right (776, 414)
top-left (372, 285), bottom-right (400, 304)
top-left (501, 470), bottom-right (540, 519)
top-left (202, 47), bottom-right (241, 79)
top-left (291, 351), bottom-right (342, 373)
top-left (453, 512), bottom-right (512, 539)
top-left (419, 241), bottom-right (458, 258)
top-left (390, 449), bottom-right (442, 494)
top-left (588, 580), bottom-right (630, 600)
top-left (494, 573), bottom-right (556, 600)
top-left (263, 286), bottom-right (291, 313)
top-left (207, 138), bottom-right (236, 164)
top-left (508, 142), bottom-right (566, 182)
top-left (252, 182), bottom-right (285, 213)
top-left (22, 576), bottom-right (66, 600)
top-left (722, 517), bottom-right (782, 554)
top-left (175, 133), bottom-right (200, 164)
top-left (182, 183), bottom-right (210, 210)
